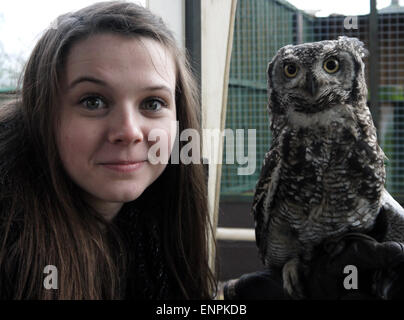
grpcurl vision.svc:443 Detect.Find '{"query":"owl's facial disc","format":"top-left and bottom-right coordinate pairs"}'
top-left (286, 54), bottom-right (353, 114)
top-left (269, 38), bottom-right (366, 119)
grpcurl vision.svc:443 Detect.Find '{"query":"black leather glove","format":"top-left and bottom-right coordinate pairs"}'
top-left (224, 234), bottom-right (404, 300)
top-left (223, 269), bottom-right (289, 300)
top-left (305, 233), bottom-right (404, 300)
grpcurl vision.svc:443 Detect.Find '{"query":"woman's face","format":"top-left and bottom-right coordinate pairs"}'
top-left (56, 34), bottom-right (177, 220)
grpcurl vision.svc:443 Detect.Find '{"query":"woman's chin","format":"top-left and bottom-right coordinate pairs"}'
top-left (102, 189), bottom-right (144, 203)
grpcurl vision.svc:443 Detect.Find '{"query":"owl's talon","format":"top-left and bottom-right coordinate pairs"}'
top-left (282, 258), bottom-right (305, 299)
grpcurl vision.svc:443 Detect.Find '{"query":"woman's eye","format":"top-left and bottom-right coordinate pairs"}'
top-left (80, 96), bottom-right (107, 110)
top-left (142, 98), bottom-right (167, 112)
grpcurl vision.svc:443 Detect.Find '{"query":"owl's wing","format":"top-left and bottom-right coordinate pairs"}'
top-left (379, 189), bottom-right (404, 243)
top-left (252, 142), bottom-right (282, 261)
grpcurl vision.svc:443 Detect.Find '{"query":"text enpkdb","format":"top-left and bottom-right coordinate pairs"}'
top-left (200, 304), bottom-right (247, 315)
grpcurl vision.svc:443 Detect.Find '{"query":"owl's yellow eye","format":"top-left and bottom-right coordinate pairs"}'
top-left (284, 63), bottom-right (299, 78)
top-left (323, 58), bottom-right (339, 73)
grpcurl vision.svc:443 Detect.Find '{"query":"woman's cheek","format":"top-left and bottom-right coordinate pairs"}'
top-left (146, 120), bottom-right (176, 164)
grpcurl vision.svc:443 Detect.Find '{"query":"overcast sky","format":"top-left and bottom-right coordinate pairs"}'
top-left (0, 0), bottom-right (398, 58)
top-left (288, 0), bottom-right (392, 16)
top-left (0, 0), bottom-right (146, 58)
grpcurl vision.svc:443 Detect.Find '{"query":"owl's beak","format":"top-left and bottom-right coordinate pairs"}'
top-left (305, 74), bottom-right (318, 96)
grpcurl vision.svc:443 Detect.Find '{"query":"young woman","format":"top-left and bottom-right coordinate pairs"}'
top-left (0, 1), bottom-right (216, 299)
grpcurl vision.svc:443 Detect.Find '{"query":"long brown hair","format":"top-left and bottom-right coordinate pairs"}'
top-left (0, 1), bottom-right (215, 299)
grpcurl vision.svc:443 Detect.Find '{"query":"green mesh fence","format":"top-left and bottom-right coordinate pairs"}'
top-left (377, 14), bottom-right (404, 202)
top-left (221, 0), bottom-right (404, 203)
top-left (221, 0), bottom-right (299, 195)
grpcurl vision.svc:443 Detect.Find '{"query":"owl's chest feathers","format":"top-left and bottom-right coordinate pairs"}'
top-left (276, 119), bottom-right (384, 239)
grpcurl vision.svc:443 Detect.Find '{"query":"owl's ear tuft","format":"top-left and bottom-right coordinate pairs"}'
top-left (338, 36), bottom-right (369, 59)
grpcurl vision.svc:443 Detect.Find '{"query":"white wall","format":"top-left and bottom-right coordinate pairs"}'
top-left (201, 0), bottom-right (237, 270)
top-left (146, 0), bottom-right (185, 49)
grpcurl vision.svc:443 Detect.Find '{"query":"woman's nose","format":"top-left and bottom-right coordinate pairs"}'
top-left (107, 107), bottom-right (144, 145)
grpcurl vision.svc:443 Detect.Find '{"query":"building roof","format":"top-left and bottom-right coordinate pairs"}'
top-left (0, 88), bottom-right (16, 94)
top-left (379, 0), bottom-right (404, 14)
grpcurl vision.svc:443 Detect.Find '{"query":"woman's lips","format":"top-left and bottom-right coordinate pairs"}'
top-left (100, 161), bottom-right (146, 173)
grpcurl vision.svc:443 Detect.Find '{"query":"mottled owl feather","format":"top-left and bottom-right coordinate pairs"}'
top-left (252, 143), bottom-right (281, 257)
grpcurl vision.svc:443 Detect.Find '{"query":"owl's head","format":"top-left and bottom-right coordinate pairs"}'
top-left (267, 36), bottom-right (368, 117)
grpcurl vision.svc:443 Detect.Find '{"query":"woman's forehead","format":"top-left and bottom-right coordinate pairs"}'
top-left (63, 33), bottom-right (177, 91)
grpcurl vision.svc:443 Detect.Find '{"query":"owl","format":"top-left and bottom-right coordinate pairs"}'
top-left (252, 36), bottom-right (388, 298)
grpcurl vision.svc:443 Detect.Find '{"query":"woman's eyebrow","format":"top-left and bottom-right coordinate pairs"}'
top-left (68, 77), bottom-right (174, 96)
top-left (143, 85), bottom-right (174, 96)
top-left (69, 76), bottom-right (108, 89)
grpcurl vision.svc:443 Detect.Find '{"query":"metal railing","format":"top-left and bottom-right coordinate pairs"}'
top-left (216, 227), bottom-right (255, 241)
